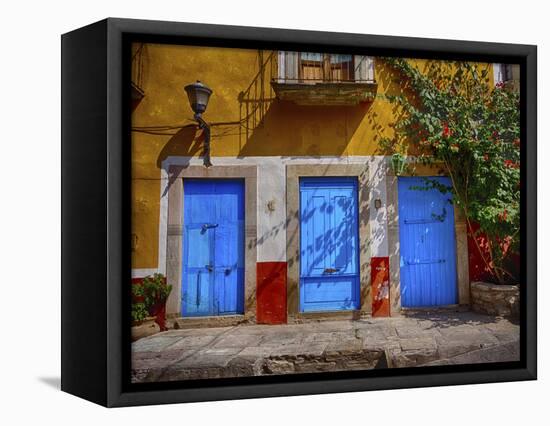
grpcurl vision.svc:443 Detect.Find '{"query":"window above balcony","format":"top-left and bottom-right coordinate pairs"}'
top-left (271, 52), bottom-right (377, 106)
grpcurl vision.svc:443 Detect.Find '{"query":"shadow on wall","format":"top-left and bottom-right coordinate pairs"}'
top-left (235, 58), bottom-right (437, 159)
top-left (156, 124), bottom-right (202, 196)
top-left (147, 59), bottom-right (447, 173)
top-left (156, 124), bottom-right (201, 169)
top-left (249, 168), bottom-right (371, 282)
top-left (237, 101), bottom-right (374, 158)
top-left (364, 157), bottom-right (386, 264)
top-left (373, 60), bottom-right (420, 157)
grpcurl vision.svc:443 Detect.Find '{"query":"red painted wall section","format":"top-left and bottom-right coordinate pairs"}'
top-left (257, 262), bottom-right (287, 324)
top-left (467, 222), bottom-right (520, 283)
top-left (468, 224), bottom-right (492, 282)
top-left (371, 257), bottom-right (390, 317)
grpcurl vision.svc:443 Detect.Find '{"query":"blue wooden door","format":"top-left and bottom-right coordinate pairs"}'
top-left (398, 177), bottom-right (458, 307)
top-left (299, 177), bottom-right (359, 312)
top-left (182, 179), bottom-right (244, 316)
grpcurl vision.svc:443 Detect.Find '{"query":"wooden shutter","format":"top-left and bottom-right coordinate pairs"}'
top-left (278, 51), bottom-right (299, 83)
top-left (354, 56), bottom-right (375, 81)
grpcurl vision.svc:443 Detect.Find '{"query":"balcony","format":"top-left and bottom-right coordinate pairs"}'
top-left (271, 52), bottom-right (377, 106)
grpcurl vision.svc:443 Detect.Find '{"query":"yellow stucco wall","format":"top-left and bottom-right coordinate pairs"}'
top-left (131, 43), bottom-right (494, 269)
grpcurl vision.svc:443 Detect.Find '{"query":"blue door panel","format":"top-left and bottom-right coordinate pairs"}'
top-left (302, 277), bottom-right (358, 312)
top-left (332, 191), bottom-right (356, 274)
top-left (184, 270), bottom-right (212, 316)
top-left (299, 177), bottom-right (359, 312)
top-left (398, 177), bottom-right (458, 307)
top-left (185, 226), bottom-right (211, 267)
top-left (183, 223), bottom-right (213, 315)
top-left (302, 193), bottom-right (330, 276)
top-left (182, 179), bottom-right (244, 317)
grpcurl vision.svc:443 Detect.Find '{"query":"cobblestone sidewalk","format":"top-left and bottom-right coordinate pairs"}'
top-left (131, 311), bottom-right (519, 383)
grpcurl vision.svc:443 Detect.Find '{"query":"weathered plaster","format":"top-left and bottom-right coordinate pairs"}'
top-left (367, 156), bottom-right (389, 257)
top-left (133, 155), bottom-right (390, 279)
top-left (385, 172), bottom-right (402, 315)
top-left (256, 159), bottom-right (286, 262)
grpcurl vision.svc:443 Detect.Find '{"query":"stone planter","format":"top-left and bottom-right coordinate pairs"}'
top-left (470, 281), bottom-right (519, 317)
top-left (131, 317), bottom-right (160, 342)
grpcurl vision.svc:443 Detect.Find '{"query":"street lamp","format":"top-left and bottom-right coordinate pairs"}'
top-left (184, 81), bottom-right (213, 167)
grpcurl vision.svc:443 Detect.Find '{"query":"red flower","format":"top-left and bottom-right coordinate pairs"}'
top-left (504, 160), bottom-right (519, 169)
top-left (483, 154), bottom-right (489, 161)
top-left (442, 122), bottom-right (452, 138)
top-left (498, 209), bottom-right (508, 222)
top-left (495, 81), bottom-right (505, 88)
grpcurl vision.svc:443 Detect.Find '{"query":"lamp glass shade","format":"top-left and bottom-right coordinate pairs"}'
top-left (184, 81), bottom-right (213, 115)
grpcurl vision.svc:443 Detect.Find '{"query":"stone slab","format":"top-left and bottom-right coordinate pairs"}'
top-left (131, 311), bottom-right (520, 382)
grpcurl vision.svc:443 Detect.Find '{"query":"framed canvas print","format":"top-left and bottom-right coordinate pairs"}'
top-left (61, 18), bottom-right (537, 407)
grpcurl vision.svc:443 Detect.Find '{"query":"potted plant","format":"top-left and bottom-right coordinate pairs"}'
top-left (138, 273), bottom-right (172, 331)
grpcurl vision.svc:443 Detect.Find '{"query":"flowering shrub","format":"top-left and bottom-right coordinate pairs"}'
top-left (132, 273), bottom-right (172, 317)
top-left (382, 58), bottom-right (520, 284)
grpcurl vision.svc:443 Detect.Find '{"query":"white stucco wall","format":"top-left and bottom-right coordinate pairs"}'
top-left (132, 155), bottom-right (390, 277)
top-left (367, 156), bottom-right (389, 257)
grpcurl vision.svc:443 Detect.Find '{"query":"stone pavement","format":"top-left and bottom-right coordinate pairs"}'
top-left (131, 311), bottom-right (519, 383)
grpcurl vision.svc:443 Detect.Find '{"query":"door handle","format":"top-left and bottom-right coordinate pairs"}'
top-left (324, 267), bottom-right (340, 274)
top-left (406, 259), bottom-right (445, 265)
top-left (205, 264), bottom-right (213, 272)
top-left (201, 223), bottom-right (218, 231)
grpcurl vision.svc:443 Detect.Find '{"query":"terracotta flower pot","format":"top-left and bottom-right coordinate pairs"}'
top-left (131, 316), bottom-right (160, 341)
top-left (150, 301), bottom-right (167, 331)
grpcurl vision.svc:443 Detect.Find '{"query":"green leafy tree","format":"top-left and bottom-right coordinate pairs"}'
top-left (382, 58), bottom-right (520, 284)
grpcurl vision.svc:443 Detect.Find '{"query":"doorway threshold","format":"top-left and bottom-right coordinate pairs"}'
top-left (168, 314), bottom-right (249, 330)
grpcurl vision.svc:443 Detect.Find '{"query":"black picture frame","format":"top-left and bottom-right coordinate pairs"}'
top-left (61, 17), bottom-right (537, 407)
